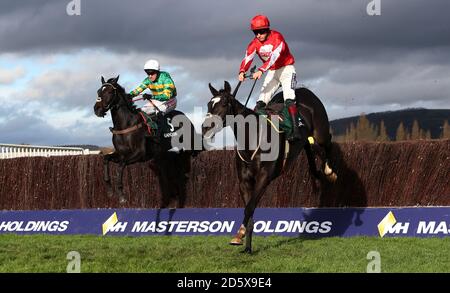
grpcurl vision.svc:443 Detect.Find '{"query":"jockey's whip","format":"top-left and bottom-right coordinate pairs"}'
top-left (147, 97), bottom-right (162, 114)
top-left (132, 94), bottom-right (162, 113)
top-left (132, 95), bottom-right (145, 102)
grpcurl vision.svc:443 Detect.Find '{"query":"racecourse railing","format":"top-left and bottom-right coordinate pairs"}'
top-left (0, 143), bottom-right (100, 159)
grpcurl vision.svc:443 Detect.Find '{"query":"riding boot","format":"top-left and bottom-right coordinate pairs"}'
top-left (285, 99), bottom-right (301, 141)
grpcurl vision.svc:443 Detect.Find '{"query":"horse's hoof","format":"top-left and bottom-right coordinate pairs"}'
top-left (119, 197), bottom-right (127, 204)
top-left (107, 190), bottom-right (114, 198)
top-left (327, 172), bottom-right (338, 183)
top-left (229, 237), bottom-right (244, 245)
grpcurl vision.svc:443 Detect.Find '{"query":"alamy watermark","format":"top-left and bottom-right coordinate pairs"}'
top-left (366, 0), bottom-right (381, 16)
top-left (169, 107), bottom-right (281, 161)
top-left (66, 251), bottom-right (81, 273)
top-left (66, 0), bottom-right (82, 16)
top-left (67, 1), bottom-right (380, 17)
top-left (366, 250), bottom-right (381, 273)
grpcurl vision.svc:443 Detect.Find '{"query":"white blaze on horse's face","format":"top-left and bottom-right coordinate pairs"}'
top-left (210, 97), bottom-right (221, 110)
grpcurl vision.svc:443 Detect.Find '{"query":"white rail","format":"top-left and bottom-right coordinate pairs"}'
top-left (0, 143), bottom-right (100, 159)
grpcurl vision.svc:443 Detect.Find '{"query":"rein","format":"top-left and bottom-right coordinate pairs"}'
top-left (99, 82), bottom-right (143, 135)
top-left (110, 123), bottom-right (144, 135)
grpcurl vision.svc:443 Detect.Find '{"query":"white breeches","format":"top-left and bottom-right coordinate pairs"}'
top-left (258, 65), bottom-right (297, 103)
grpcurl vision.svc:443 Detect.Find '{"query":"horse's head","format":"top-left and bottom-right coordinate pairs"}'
top-left (94, 75), bottom-right (121, 117)
top-left (202, 81), bottom-right (234, 139)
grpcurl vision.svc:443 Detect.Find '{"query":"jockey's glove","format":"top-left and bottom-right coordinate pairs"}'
top-left (143, 93), bottom-right (152, 100)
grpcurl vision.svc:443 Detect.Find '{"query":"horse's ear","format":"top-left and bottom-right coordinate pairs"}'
top-left (208, 83), bottom-right (219, 96)
top-left (112, 75), bottom-right (120, 84)
top-left (224, 81), bottom-right (232, 95)
top-left (101, 76), bottom-right (105, 84)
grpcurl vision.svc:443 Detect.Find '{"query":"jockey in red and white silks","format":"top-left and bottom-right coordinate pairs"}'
top-left (238, 15), bottom-right (302, 141)
top-left (239, 29), bottom-right (296, 104)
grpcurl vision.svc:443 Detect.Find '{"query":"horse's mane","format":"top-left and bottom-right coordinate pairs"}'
top-left (219, 89), bottom-right (254, 116)
top-left (107, 78), bottom-right (140, 114)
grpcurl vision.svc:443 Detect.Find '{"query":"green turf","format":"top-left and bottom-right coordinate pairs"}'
top-left (0, 234), bottom-right (448, 272)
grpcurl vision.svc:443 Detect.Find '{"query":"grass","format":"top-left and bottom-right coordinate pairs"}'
top-left (0, 234), bottom-right (449, 273)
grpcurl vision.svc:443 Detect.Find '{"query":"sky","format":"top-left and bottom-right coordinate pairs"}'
top-left (0, 0), bottom-right (449, 147)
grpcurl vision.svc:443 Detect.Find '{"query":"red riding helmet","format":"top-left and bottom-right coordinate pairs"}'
top-left (250, 15), bottom-right (270, 30)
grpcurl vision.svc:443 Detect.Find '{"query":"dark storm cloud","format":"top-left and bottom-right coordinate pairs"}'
top-left (1, 0), bottom-right (449, 62)
top-left (0, 102), bottom-right (111, 146)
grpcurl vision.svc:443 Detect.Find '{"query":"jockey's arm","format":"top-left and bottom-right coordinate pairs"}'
top-left (129, 78), bottom-right (150, 97)
top-left (239, 40), bottom-right (257, 75)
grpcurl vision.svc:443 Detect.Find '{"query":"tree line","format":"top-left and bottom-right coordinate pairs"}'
top-left (334, 114), bottom-right (450, 142)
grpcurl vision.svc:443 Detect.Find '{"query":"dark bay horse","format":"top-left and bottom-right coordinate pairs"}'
top-left (202, 81), bottom-right (337, 253)
top-left (94, 75), bottom-right (202, 204)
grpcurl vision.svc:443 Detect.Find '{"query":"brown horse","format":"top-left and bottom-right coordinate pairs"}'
top-left (202, 81), bottom-right (337, 253)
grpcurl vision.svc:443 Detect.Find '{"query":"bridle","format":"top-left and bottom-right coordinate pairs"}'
top-left (208, 93), bottom-right (262, 163)
top-left (205, 93), bottom-right (235, 132)
top-left (96, 82), bottom-right (119, 112)
top-left (96, 82), bottom-right (144, 135)
top-left (211, 92), bottom-right (234, 117)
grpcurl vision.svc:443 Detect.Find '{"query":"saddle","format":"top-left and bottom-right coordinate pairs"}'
top-left (139, 111), bottom-right (178, 141)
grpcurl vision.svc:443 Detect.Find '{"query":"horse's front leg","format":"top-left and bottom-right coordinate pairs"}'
top-left (230, 175), bottom-right (253, 246)
top-left (242, 171), bottom-right (271, 254)
top-left (242, 217), bottom-right (254, 254)
top-left (116, 161), bottom-right (127, 204)
top-left (103, 152), bottom-right (121, 198)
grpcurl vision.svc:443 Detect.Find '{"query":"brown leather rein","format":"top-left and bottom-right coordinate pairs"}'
top-left (110, 123), bottom-right (143, 135)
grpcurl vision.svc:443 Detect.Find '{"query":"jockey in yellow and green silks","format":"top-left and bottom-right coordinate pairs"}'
top-left (129, 59), bottom-right (177, 115)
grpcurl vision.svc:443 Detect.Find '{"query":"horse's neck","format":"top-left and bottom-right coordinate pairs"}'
top-left (111, 94), bottom-right (139, 129)
top-left (231, 99), bottom-right (254, 119)
top-left (230, 99), bottom-right (261, 151)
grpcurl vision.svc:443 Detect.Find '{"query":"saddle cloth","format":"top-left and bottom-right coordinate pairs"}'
top-left (255, 103), bottom-right (293, 134)
top-left (139, 112), bottom-right (158, 135)
top-left (139, 111), bottom-right (178, 140)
